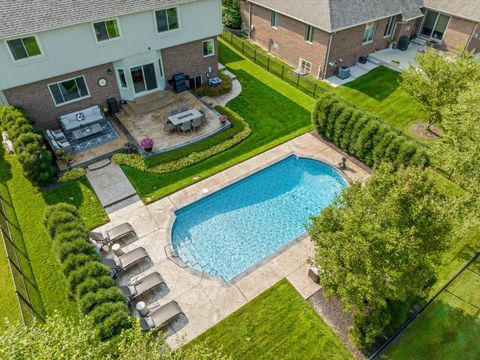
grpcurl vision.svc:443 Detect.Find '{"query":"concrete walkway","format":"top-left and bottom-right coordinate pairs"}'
top-left (86, 162), bottom-right (139, 213)
top-left (92, 133), bottom-right (370, 348)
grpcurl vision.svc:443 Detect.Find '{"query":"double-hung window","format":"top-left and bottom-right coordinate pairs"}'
top-left (203, 39), bottom-right (215, 57)
top-left (384, 16), bottom-right (396, 37)
top-left (362, 22), bottom-right (377, 44)
top-left (305, 25), bottom-right (314, 42)
top-left (48, 76), bottom-right (89, 106)
top-left (299, 58), bottom-right (312, 74)
top-left (7, 36), bottom-right (42, 61)
top-left (93, 19), bottom-right (120, 42)
top-left (155, 7), bottom-right (179, 33)
top-left (271, 11), bottom-right (279, 28)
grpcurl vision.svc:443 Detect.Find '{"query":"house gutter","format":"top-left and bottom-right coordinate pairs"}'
top-left (248, 1), bottom-right (253, 38)
top-left (322, 33), bottom-right (334, 79)
top-left (464, 22), bottom-right (480, 55)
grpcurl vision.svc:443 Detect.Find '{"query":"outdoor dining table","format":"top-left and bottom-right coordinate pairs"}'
top-left (167, 109), bottom-right (203, 126)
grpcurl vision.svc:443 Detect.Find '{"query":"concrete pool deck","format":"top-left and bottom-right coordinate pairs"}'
top-left (94, 132), bottom-right (370, 347)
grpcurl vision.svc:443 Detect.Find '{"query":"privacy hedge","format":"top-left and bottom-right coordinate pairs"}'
top-left (0, 106), bottom-right (55, 185)
top-left (43, 203), bottom-right (131, 340)
top-left (312, 94), bottom-right (429, 168)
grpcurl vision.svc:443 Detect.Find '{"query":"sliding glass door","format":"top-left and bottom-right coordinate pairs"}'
top-left (130, 63), bottom-right (157, 94)
top-left (421, 11), bottom-right (450, 41)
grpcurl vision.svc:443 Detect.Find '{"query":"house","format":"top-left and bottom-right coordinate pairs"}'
top-left (239, 0), bottom-right (480, 78)
top-left (0, 0), bottom-right (222, 129)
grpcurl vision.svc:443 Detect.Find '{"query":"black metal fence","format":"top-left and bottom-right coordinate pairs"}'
top-left (0, 181), bottom-right (45, 325)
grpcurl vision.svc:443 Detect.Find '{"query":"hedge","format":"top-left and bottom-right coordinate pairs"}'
top-left (43, 203), bottom-right (132, 340)
top-left (312, 94), bottom-right (429, 168)
top-left (0, 106), bottom-right (55, 185)
top-left (58, 167), bottom-right (86, 183)
top-left (112, 106), bottom-right (251, 174)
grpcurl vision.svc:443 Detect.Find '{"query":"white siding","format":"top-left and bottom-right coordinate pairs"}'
top-left (0, 0), bottom-right (222, 90)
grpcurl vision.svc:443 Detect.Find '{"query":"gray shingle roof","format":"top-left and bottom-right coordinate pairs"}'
top-left (0, 0), bottom-right (194, 39)
top-left (250, 0), bottom-right (479, 32)
top-left (423, 0), bottom-right (480, 23)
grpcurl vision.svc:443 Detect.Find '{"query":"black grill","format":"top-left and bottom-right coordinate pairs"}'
top-left (169, 73), bottom-right (190, 93)
top-left (397, 36), bottom-right (411, 51)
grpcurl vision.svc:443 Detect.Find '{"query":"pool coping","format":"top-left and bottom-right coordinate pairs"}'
top-left (164, 152), bottom-right (349, 287)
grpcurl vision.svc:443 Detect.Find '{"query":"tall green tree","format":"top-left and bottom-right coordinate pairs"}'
top-left (401, 49), bottom-right (480, 129)
top-left (309, 165), bottom-right (452, 347)
top-left (0, 313), bottom-right (230, 360)
top-left (222, 0), bottom-right (242, 29)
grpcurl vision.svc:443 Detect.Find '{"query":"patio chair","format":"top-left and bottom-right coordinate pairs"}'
top-left (119, 272), bottom-right (166, 303)
top-left (50, 138), bottom-right (73, 154)
top-left (198, 108), bottom-right (207, 124)
top-left (45, 129), bottom-right (67, 142)
top-left (140, 301), bottom-right (184, 331)
top-left (90, 223), bottom-right (136, 249)
top-left (170, 107), bottom-right (178, 116)
top-left (164, 120), bottom-right (176, 133)
top-left (192, 117), bottom-right (202, 131)
top-left (180, 104), bottom-right (190, 112)
top-left (180, 121), bottom-right (192, 133)
top-left (102, 247), bottom-right (150, 278)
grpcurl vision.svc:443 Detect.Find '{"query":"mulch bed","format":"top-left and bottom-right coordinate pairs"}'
top-left (410, 123), bottom-right (441, 140)
top-left (308, 289), bottom-right (367, 360)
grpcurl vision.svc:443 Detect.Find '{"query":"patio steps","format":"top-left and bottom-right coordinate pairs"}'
top-left (121, 91), bottom-right (178, 116)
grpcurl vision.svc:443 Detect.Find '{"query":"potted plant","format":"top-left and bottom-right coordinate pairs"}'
top-left (140, 137), bottom-right (155, 152)
top-left (218, 115), bottom-right (227, 125)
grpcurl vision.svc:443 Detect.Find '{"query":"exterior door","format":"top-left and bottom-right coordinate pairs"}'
top-left (421, 11), bottom-right (450, 41)
top-left (130, 63), bottom-right (157, 94)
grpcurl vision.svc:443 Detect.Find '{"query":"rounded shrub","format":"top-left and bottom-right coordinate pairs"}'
top-left (45, 211), bottom-right (82, 239)
top-left (409, 147), bottom-right (429, 167)
top-left (339, 110), bottom-right (362, 151)
top-left (394, 141), bottom-right (417, 168)
top-left (97, 309), bottom-right (133, 341)
top-left (313, 94), bottom-right (338, 136)
top-left (80, 287), bottom-right (127, 314)
top-left (353, 120), bottom-right (380, 166)
top-left (68, 262), bottom-right (112, 294)
top-left (89, 301), bottom-right (130, 325)
top-left (58, 239), bottom-right (97, 263)
top-left (14, 132), bottom-right (42, 153)
top-left (52, 222), bottom-right (86, 239)
top-left (62, 253), bottom-right (99, 277)
top-left (333, 107), bottom-right (353, 145)
top-left (9, 124), bottom-right (35, 139)
top-left (384, 136), bottom-right (404, 164)
top-left (348, 114), bottom-right (370, 153)
top-left (325, 102), bottom-right (344, 140)
top-left (44, 203), bottom-right (80, 226)
top-left (372, 130), bottom-right (397, 167)
top-left (17, 144), bottom-right (54, 186)
top-left (58, 168), bottom-right (86, 183)
top-left (77, 276), bottom-right (115, 299)
top-left (55, 229), bottom-right (87, 245)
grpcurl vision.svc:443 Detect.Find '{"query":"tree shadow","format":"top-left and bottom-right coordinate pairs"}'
top-left (340, 67), bottom-right (401, 102)
top-left (219, 40), bottom-right (246, 64)
top-left (42, 179), bottom-right (86, 209)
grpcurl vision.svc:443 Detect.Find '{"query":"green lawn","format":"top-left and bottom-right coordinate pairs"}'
top-left (123, 40), bottom-right (315, 203)
top-left (0, 150), bottom-right (108, 321)
top-left (187, 279), bottom-right (352, 360)
top-left (382, 256), bottom-right (480, 359)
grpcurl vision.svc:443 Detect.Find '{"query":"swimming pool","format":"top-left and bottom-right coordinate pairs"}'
top-left (171, 156), bottom-right (347, 281)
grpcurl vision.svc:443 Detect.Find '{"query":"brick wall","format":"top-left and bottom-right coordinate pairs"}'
top-left (248, 3), bottom-right (329, 78)
top-left (240, 0), bottom-right (250, 33)
top-left (3, 63), bottom-right (119, 130)
top-left (327, 17), bottom-right (397, 77)
top-left (392, 18), bottom-right (421, 44)
top-left (162, 38), bottom-right (219, 88)
top-left (443, 16), bottom-right (476, 52)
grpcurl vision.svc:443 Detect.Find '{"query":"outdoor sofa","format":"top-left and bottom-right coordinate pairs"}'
top-left (58, 105), bottom-right (105, 134)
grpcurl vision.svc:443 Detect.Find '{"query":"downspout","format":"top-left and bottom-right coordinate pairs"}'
top-left (248, 2), bottom-right (253, 38)
top-left (322, 32), bottom-right (334, 79)
top-left (464, 22), bottom-right (479, 55)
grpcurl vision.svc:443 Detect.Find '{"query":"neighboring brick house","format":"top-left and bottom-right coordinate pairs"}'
top-left (240, 0), bottom-right (480, 78)
top-left (0, 0), bottom-right (222, 129)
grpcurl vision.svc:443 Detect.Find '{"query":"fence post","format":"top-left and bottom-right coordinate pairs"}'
top-left (254, 50), bottom-right (257, 63)
top-left (281, 66), bottom-right (284, 80)
top-left (313, 83), bottom-right (317, 98)
top-left (267, 57), bottom-right (270, 71)
top-left (242, 41), bottom-right (245, 54)
top-left (230, 32), bottom-right (233, 44)
top-left (296, 73), bottom-right (300, 88)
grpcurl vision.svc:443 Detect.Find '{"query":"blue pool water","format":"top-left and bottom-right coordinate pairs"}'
top-left (171, 156), bottom-right (347, 281)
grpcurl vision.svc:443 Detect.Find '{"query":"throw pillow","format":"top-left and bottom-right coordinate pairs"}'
top-left (76, 112), bottom-right (86, 122)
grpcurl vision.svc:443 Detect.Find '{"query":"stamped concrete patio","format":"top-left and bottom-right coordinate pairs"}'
top-left (93, 132), bottom-right (370, 347)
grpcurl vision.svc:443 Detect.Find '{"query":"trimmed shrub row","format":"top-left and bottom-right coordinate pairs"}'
top-left (0, 106), bottom-right (55, 185)
top-left (43, 203), bottom-right (131, 340)
top-left (312, 94), bottom-right (429, 168)
top-left (58, 167), bottom-right (86, 183)
top-left (112, 106), bottom-right (251, 174)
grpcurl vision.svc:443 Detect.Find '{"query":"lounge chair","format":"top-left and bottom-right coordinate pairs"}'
top-left (120, 272), bottom-right (166, 302)
top-left (170, 107), bottom-right (178, 116)
top-left (198, 108), bottom-right (207, 124)
top-left (180, 121), bottom-right (192, 133)
top-left (180, 104), bottom-right (190, 112)
top-left (102, 247), bottom-right (150, 278)
top-left (90, 223), bottom-right (136, 249)
top-left (45, 129), bottom-right (67, 142)
top-left (164, 120), bottom-right (176, 133)
top-left (140, 301), bottom-right (184, 331)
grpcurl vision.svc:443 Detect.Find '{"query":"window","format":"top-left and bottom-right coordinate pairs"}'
top-left (189, 76), bottom-right (203, 89)
top-left (203, 39), bottom-right (215, 57)
top-left (362, 22), bottom-right (377, 44)
top-left (271, 11), bottom-right (279, 28)
top-left (384, 16), bottom-right (395, 37)
top-left (421, 11), bottom-right (450, 41)
top-left (93, 19), bottom-right (120, 42)
top-left (299, 58), bottom-right (312, 74)
top-left (48, 76), bottom-right (89, 106)
top-left (117, 69), bottom-right (127, 88)
top-left (155, 7), bottom-right (179, 33)
top-left (305, 25), bottom-right (314, 42)
top-left (7, 36), bottom-right (42, 61)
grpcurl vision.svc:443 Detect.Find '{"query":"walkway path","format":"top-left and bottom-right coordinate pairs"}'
top-left (86, 161), bottom-right (140, 213)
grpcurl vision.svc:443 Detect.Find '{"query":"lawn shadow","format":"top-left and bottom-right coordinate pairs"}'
top-left (42, 178), bottom-right (87, 209)
top-left (219, 41), bottom-right (245, 65)
top-left (340, 66), bottom-right (401, 102)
